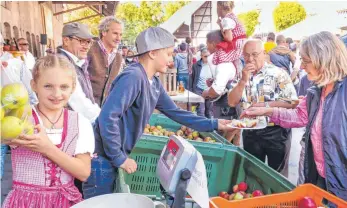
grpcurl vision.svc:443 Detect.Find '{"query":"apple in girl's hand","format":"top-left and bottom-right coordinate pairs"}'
top-left (233, 184), bottom-right (239, 193)
top-left (252, 190), bottom-right (264, 197)
top-left (233, 192), bottom-right (244, 200)
top-left (238, 182), bottom-right (248, 192)
top-left (1, 83), bottom-right (29, 110)
top-left (298, 197), bottom-right (317, 208)
top-left (1, 116), bottom-right (24, 140)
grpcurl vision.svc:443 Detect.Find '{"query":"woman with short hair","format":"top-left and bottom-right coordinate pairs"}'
top-left (241, 31), bottom-right (347, 202)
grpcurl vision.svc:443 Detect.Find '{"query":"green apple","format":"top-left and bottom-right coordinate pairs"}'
top-left (1, 83), bottom-right (29, 110)
top-left (8, 104), bottom-right (32, 119)
top-left (1, 116), bottom-right (24, 140)
top-left (233, 192), bottom-right (244, 200)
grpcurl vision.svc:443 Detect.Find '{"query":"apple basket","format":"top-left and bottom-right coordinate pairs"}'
top-left (1, 83), bottom-right (34, 141)
top-left (209, 184), bottom-right (347, 208)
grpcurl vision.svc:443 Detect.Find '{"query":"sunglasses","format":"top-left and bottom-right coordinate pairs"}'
top-left (19, 43), bottom-right (29, 46)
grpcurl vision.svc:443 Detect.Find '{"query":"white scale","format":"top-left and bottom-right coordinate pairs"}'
top-left (157, 135), bottom-right (199, 207)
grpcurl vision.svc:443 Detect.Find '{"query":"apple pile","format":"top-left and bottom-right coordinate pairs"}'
top-left (218, 182), bottom-right (264, 201)
top-left (1, 83), bottom-right (34, 140)
top-left (144, 125), bottom-right (217, 143)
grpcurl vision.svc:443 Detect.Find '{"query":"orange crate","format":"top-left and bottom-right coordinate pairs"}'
top-left (209, 184), bottom-right (347, 208)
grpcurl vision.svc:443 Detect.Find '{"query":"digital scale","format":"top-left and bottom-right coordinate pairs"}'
top-left (157, 135), bottom-right (199, 208)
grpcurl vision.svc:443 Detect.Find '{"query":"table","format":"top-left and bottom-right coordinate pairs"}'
top-left (169, 90), bottom-right (204, 103)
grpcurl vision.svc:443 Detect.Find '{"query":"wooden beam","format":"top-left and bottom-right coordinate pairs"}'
top-left (64, 14), bottom-right (100, 25)
top-left (52, 1), bottom-right (105, 5)
top-left (54, 5), bottom-right (88, 16)
top-left (89, 6), bottom-right (101, 15)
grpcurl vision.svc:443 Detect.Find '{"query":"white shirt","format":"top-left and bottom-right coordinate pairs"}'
top-left (207, 53), bottom-right (236, 95)
top-left (32, 107), bottom-right (95, 156)
top-left (221, 17), bottom-right (236, 32)
top-left (23, 51), bottom-right (36, 72)
top-left (60, 49), bottom-right (101, 123)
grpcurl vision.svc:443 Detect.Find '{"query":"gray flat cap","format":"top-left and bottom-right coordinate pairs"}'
top-left (62, 22), bottom-right (94, 39)
top-left (129, 27), bottom-right (175, 57)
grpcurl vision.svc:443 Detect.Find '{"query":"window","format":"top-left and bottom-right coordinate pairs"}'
top-left (36, 35), bottom-right (41, 58)
top-left (3, 22), bottom-right (11, 42)
top-left (26, 32), bottom-right (32, 53)
top-left (13, 26), bottom-right (19, 40)
top-left (31, 33), bottom-right (37, 57)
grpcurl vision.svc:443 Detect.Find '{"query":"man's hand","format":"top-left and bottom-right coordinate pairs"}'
top-left (206, 78), bottom-right (214, 87)
top-left (120, 158), bottom-right (137, 174)
top-left (241, 64), bottom-right (256, 82)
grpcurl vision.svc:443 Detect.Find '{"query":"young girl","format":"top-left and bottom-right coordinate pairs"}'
top-left (2, 55), bottom-right (94, 208)
top-left (214, 1), bottom-right (246, 72)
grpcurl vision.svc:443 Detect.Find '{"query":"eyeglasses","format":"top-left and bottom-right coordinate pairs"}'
top-left (300, 58), bottom-right (312, 67)
top-left (202, 55), bottom-right (209, 58)
top-left (243, 51), bottom-right (262, 59)
top-left (69, 36), bottom-right (93, 46)
top-left (19, 43), bottom-right (29, 46)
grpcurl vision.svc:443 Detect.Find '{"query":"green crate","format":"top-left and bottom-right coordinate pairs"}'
top-left (147, 113), bottom-right (232, 145)
top-left (116, 136), bottom-right (295, 198)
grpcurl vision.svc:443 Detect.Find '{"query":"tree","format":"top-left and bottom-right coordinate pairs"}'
top-left (64, 5), bottom-right (102, 36)
top-left (116, 1), bottom-right (189, 44)
top-left (273, 2), bottom-right (306, 32)
top-left (237, 10), bottom-right (260, 37)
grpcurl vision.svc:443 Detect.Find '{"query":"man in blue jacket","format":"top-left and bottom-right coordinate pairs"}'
top-left (83, 27), bottom-right (235, 199)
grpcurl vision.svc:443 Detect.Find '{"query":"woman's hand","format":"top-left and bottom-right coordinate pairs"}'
top-left (9, 125), bottom-right (55, 155)
top-left (240, 107), bottom-right (273, 119)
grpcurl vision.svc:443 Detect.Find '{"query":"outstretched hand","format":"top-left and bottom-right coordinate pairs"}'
top-left (240, 107), bottom-right (273, 119)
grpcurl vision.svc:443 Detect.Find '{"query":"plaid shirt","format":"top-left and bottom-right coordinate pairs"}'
top-left (97, 40), bottom-right (118, 67)
top-left (241, 63), bottom-right (298, 104)
top-left (213, 13), bottom-right (246, 66)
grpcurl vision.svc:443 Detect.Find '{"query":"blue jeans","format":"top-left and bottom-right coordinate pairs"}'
top-left (195, 87), bottom-right (213, 118)
top-left (1, 144), bottom-right (8, 179)
top-left (83, 156), bottom-right (118, 199)
top-left (177, 73), bottom-right (189, 89)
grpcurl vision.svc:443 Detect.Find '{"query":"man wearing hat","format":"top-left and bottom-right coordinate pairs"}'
top-left (57, 22), bottom-right (100, 123)
top-left (83, 27), bottom-right (236, 198)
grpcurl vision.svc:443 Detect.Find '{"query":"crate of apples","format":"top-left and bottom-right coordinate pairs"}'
top-left (143, 125), bottom-right (217, 143)
top-left (218, 182), bottom-right (264, 201)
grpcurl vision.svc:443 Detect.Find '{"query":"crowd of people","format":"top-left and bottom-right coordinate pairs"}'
top-left (1, 1), bottom-right (347, 207)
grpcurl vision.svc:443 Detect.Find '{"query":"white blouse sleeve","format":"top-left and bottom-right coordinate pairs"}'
top-left (74, 113), bottom-right (95, 156)
top-left (221, 17), bottom-right (236, 31)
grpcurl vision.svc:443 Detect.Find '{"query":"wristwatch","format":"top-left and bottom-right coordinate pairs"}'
top-left (264, 102), bottom-right (270, 108)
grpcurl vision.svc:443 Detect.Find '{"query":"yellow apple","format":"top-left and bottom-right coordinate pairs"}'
top-left (1, 83), bottom-right (29, 110)
top-left (1, 116), bottom-right (24, 140)
top-left (8, 104), bottom-right (32, 119)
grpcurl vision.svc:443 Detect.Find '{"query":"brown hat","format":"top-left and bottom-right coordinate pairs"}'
top-left (62, 22), bottom-right (94, 39)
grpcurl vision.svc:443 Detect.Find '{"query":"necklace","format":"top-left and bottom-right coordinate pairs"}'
top-left (37, 106), bottom-right (64, 129)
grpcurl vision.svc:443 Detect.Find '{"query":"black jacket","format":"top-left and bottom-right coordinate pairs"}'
top-left (189, 59), bottom-right (204, 93)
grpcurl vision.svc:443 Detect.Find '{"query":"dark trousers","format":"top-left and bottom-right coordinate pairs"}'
top-left (194, 87), bottom-right (213, 118)
top-left (82, 155), bottom-right (118, 199)
top-left (243, 126), bottom-right (290, 173)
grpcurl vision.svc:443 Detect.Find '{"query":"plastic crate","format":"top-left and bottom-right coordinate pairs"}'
top-left (209, 184), bottom-right (347, 208)
top-left (116, 136), bottom-right (295, 199)
top-left (147, 113), bottom-right (232, 145)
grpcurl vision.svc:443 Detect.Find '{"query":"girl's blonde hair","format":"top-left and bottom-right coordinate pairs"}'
top-left (217, 1), bottom-right (234, 12)
top-left (300, 31), bottom-right (347, 87)
top-left (32, 55), bottom-right (77, 88)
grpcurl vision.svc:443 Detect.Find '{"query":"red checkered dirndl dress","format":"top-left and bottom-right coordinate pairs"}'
top-left (2, 109), bottom-right (82, 208)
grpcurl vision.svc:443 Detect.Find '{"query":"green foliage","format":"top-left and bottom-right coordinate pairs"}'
top-left (64, 1), bottom-right (190, 44)
top-left (64, 5), bottom-right (102, 36)
top-left (237, 10), bottom-right (260, 37)
top-left (116, 1), bottom-right (189, 44)
top-left (273, 2), bottom-right (306, 32)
